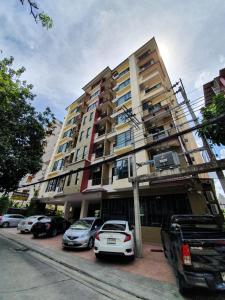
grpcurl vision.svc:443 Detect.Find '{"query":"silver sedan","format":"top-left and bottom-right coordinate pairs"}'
top-left (62, 217), bottom-right (103, 250)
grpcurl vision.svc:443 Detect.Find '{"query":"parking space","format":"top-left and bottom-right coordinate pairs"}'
top-left (2, 228), bottom-right (175, 284)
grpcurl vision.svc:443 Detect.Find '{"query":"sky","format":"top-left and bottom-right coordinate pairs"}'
top-left (0, 0), bottom-right (225, 195)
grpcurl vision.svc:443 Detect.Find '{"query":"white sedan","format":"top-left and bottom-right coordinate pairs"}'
top-left (94, 220), bottom-right (135, 259)
top-left (17, 215), bottom-right (46, 233)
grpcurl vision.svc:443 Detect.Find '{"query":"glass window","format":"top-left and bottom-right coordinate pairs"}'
top-left (83, 116), bottom-right (87, 125)
top-left (90, 90), bottom-right (100, 99)
top-left (63, 129), bottom-right (73, 138)
top-left (115, 130), bottom-right (131, 148)
top-left (75, 149), bottom-right (80, 161)
top-left (116, 91), bottom-right (131, 106)
top-left (89, 112), bottom-right (94, 121)
top-left (75, 172), bottom-right (79, 185)
top-left (86, 127), bottom-right (91, 138)
top-left (82, 146), bottom-right (87, 159)
top-left (145, 83), bottom-right (161, 94)
top-left (71, 220), bottom-right (92, 230)
top-left (116, 108), bottom-right (132, 125)
top-left (87, 102), bottom-right (97, 112)
top-left (58, 142), bottom-right (69, 153)
top-left (52, 159), bottom-right (64, 171)
top-left (102, 223), bottom-right (126, 231)
top-left (116, 78), bottom-right (130, 92)
top-left (66, 174), bottom-right (72, 186)
top-left (45, 178), bottom-right (60, 192)
top-left (79, 131), bottom-right (84, 142)
top-left (118, 67), bottom-right (129, 78)
top-left (115, 158), bottom-right (133, 179)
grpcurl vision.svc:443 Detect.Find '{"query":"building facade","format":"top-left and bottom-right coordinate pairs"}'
top-left (11, 119), bottom-right (62, 206)
top-left (38, 38), bottom-right (219, 242)
top-left (203, 67), bottom-right (225, 106)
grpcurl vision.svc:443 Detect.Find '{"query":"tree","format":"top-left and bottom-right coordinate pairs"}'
top-left (19, 0), bottom-right (53, 29)
top-left (0, 195), bottom-right (10, 215)
top-left (0, 56), bottom-right (55, 193)
top-left (199, 93), bottom-right (225, 146)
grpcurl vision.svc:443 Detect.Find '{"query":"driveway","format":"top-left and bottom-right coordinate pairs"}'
top-left (2, 228), bottom-right (175, 284)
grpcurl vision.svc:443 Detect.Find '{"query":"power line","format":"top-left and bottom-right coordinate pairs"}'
top-left (20, 113), bottom-right (225, 189)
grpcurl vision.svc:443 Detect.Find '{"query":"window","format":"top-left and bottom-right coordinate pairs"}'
top-left (90, 90), bottom-right (100, 99)
top-left (116, 78), bottom-right (130, 92)
top-left (75, 149), bottom-right (80, 161)
top-left (75, 172), bottom-right (79, 185)
top-left (45, 178), bottom-right (60, 192)
top-left (83, 116), bottom-right (87, 125)
top-left (58, 142), bottom-right (69, 153)
top-left (138, 50), bottom-right (150, 61)
top-left (118, 67), bottom-right (129, 78)
top-left (116, 108), bottom-right (132, 125)
top-left (89, 112), bottom-right (94, 121)
top-left (66, 174), bottom-right (72, 186)
top-left (87, 102), bottom-right (97, 111)
top-left (115, 158), bottom-right (133, 179)
top-left (115, 130), bottom-right (131, 148)
top-left (139, 59), bottom-right (154, 72)
top-left (52, 159), bottom-right (64, 171)
top-left (102, 223), bottom-right (126, 231)
top-left (145, 83), bottom-right (161, 94)
top-left (116, 91), bottom-right (131, 106)
top-left (82, 146), bottom-right (87, 159)
top-left (86, 127), bottom-right (91, 138)
top-left (79, 131), bottom-right (84, 142)
top-left (63, 129), bottom-right (73, 138)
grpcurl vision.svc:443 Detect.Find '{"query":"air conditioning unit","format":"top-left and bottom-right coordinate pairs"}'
top-left (153, 151), bottom-right (180, 170)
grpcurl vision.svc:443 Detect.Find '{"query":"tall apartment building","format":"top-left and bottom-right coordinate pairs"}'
top-left (203, 67), bottom-right (225, 106)
top-left (39, 38), bottom-right (218, 243)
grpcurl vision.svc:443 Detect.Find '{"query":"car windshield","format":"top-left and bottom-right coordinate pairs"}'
top-left (70, 220), bottom-right (92, 230)
top-left (102, 223), bottom-right (126, 231)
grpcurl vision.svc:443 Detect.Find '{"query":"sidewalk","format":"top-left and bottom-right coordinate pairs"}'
top-left (0, 229), bottom-right (182, 300)
top-left (1, 228), bottom-right (175, 284)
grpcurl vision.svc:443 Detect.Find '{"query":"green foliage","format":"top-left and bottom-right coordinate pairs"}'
top-left (0, 195), bottom-right (10, 215)
top-left (19, 0), bottom-right (53, 29)
top-left (199, 93), bottom-right (225, 146)
top-left (0, 56), bottom-right (55, 193)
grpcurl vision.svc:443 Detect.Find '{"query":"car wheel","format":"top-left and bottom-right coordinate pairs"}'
top-left (95, 253), bottom-right (102, 260)
top-left (177, 273), bottom-right (189, 295)
top-left (51, 228), bottom-right (57, 237)
top-left (20, 230), bottom-right (25, 234)
top-left (87, 237), bottom-right (94, 249)
top-left (2, 222), bottom-right (9, 228)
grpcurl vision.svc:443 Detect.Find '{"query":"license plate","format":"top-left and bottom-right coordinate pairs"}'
top-left (67, 242), bottom-right (74, 245)
top-left (221, 272), bottom-right (225, 281)
top-left (107, 238), bottom-right (116, 244)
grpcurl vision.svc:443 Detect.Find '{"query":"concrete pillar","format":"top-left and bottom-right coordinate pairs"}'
top-left (80, 200), bottom-right (89, 218)
top-left (63, 201), bottom-right (71, 220)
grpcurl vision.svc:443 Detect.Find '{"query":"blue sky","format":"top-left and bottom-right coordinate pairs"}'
top-left (0, 0), bottom-right (225, 195)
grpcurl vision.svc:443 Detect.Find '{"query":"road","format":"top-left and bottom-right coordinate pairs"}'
top-left (0, 235), bottom-right (113, 300)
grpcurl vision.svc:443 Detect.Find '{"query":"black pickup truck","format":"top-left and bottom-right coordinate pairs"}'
top-left (161, 215), bottom-right (225, 294)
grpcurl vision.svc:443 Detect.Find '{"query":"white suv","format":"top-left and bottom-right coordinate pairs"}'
top-left (94, 220), bottom-right (135, 260)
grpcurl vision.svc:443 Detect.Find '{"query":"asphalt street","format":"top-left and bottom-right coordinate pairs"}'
top-left (0, 236), bottom-right (111, 300)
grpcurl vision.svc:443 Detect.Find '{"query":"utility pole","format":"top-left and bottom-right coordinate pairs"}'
top-left (130, 125), bottom-right (143, 258)
top-left (121, 105), bottom-right (142, 257)
top-left (179, 79), bottom-right (225, 194)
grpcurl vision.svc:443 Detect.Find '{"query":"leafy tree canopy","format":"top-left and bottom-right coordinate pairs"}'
top-left (199, 93), bottom-right (225, 146)
top-left (0, 56), bottom-right (55, 193)
top-left (19, 0), bottom-right (53, 29)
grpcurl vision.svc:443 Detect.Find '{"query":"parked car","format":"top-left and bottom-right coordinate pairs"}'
top-left (17, 215), bottom-right (46, 233)
top-left (31, 216), bottom-right (70, 238)
top-left (62, 217), bottom-right (103, 249)
top-left (0, 214), bottom-right (25, 228)
top-left (94, 220), bottom-right (135, 259)
top-left (161, 214), bottom-right (225, 294)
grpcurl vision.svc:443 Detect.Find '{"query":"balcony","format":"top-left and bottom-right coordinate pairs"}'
top-left (96, 112), bottom-right (112, 124)
top-left (147, 128), bottom-right (180, 148)
top-left (143, 105), bottom-right (170, 122)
